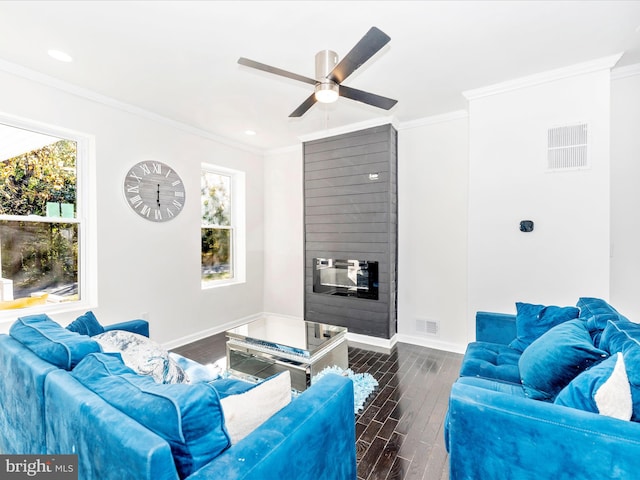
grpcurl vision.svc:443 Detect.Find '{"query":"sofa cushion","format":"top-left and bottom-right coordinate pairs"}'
top-left (599, 320), bottom-right (640, 421)
top-left (66, 311), bottom-right (105, 337)
top-left (210, 377), bottom-right (261, 398)
top-left (455, 376), bottom-right (527, 397)
top-left (94, 330), bottom-right (187, 384)
top-left (9, 314), bottom-right (101, 370)
top-left (554, 352), bottom-right (632, 420)
top-left (71, 353), bottom-right (230, 479)
top-left (459, 342), bottom-right (521, 384)
top-left (508, 302), bottom-right (580, 352)
top-left (519, 319), bottom-right (608, 400)
top-left (577, 297), bottom-right (628, 334)
top-left (220, 371), bottom-right (292, 444)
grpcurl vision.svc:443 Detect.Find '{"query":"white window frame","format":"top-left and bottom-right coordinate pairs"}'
top-left (0, 113), bottom-right (97, 324)
top-left (201, 163), bottom-right (246, 289)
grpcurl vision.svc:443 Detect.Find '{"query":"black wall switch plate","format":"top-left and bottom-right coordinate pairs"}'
top-left (520, 220), bottom-right (534, 232)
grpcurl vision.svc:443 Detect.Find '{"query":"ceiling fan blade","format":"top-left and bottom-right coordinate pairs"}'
top-left (238, 57), bottom-right (317, 86)
top-left (289, 93), bottom-right (318, 118)
top-left (339, 85), bottom-right (397, 110)
top-left (328, 27), bottom-right (391, 84)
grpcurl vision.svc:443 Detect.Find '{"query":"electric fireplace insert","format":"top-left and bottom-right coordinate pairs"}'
top-left (313, 258), bottom-right (379, 300)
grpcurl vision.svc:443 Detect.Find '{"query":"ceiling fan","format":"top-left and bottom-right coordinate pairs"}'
top-left (238, 26), bottom-right (398, 118)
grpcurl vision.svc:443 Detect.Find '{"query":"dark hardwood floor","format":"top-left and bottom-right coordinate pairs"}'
top-left (172, 335), bottom-right (463, 480)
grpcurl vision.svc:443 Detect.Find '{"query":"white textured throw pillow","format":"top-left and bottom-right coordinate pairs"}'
top-left (94, 330), bottom-right (187, 384)
top-left (221, 371), bottom-right (292, 444)
top-left (594, 352), bottom-right (632, 420)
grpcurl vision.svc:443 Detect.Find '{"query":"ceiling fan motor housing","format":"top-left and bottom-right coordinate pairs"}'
top-left (314, 50), bottom-right (339, 103)
top-left (315, 50), bottom-right (338, 80)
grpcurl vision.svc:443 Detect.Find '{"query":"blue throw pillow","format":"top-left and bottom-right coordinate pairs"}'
top-left (554, 352), bottom-right (632, 420)
top-left (599, 320), bottom-right (640, 421)
top-left (577, 298), bottom-right (629, 339)
top-left (509, 302), bottom-right (580, 352)
top-left (66, 311), bottom-right (105, 337)
top-left (72, 353), bottom-right (231, 478)
top-left (9, 314), bottom-right (101, 370)
top-left (519, 319), bottom-right (608, 400)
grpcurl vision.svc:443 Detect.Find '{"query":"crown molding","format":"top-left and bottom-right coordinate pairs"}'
top-left (297, 115), bottom-right (399, 144)
top-left (611, 63), bottom-right (640, 80)
top-left (290, 110), bottom-right (470, 150)
top-left (0, 58), bottom-right (263, 156)
top-left (398, 110), bottom-right (468, 130)
top-left (463, 53), bottom-right (624, 101)
top-left (264, 143), bottom-right (302, 156)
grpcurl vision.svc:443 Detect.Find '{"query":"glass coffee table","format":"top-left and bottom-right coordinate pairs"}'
top-left (225, 317), bottom-right (348, 392)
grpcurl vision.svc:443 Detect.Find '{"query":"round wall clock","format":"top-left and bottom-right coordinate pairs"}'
top-left (123, 160), bottom-right (185, 222)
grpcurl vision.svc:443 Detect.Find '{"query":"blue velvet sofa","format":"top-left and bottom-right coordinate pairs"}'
top-left (445, 298), bottom-right (640, 479)
top-left (0, 313), bottom-right (357, 480)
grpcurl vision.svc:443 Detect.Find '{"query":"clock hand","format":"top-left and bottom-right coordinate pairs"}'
top-left (157, 184), bottom-right (161, 207)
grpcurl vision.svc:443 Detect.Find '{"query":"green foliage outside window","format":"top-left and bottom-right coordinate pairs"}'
top-left (0, 140), bottom-right (76, 216)
top-left (201, 228), bottom-right (232, 281)
top-left (201, 171), bottom-right (230, 226)
top-left (0, 139), bottom-right (78, 300)
top-left (201, 171), bottom-right (232, 282)
top-left (0, 221), bottom-right (78, 297)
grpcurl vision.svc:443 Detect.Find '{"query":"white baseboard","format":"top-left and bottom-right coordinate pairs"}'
top-left (163, 311), bottom-right (466, 355)
top-left (346, 332), bottom-right (398, 354)
top-left (396, 334), bottom-right (467, 354)
top-left (162, 312), bottom-right (263, 350)
top-left (262, 312), bottom-right (305, 322)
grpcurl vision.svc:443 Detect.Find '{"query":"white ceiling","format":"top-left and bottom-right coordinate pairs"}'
top-left (0, 1), bottom-right (638, 152)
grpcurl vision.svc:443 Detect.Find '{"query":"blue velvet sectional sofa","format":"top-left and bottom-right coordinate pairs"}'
top-left (445, 298), bottom-right (640, 479)
top-left (0, 313), bottom-right (357, 480)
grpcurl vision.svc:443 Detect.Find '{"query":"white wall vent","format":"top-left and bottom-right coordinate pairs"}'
top-left (547, 123), bottom-right (588, 170)
top-left (415, 318), bottom-right (439, 336)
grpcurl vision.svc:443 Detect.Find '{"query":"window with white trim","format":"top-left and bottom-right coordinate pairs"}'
top-left (201, 165), bottom-right (245, 287)
top-left (0, 118), bottom-right (93, 314)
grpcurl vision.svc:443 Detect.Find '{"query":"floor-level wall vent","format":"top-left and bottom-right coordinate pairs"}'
top-left (415, 318), bottom-right (439, 336)
top-left (547, 123), bottom-right (588, 170)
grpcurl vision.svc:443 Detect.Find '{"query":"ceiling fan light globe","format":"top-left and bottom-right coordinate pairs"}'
top-left (315, 82), bottom-right (339, 103)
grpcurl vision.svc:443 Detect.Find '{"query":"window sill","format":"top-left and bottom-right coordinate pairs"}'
top-left (201, 278), bottom-right (246, 290)
top-left (0, 299), bottom-right (96, 332)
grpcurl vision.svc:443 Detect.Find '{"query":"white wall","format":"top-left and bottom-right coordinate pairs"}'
top-left (262, 59), bottom-right (634, 353)
top-left (0, 69), bottom-right (265, 344)
top-left (610, 68), bottom-right (640, 321)
top-left (263, 146), bottom-right (304, 317)
top-left (467, 66), bottom-right (613, 325)
top-left (396, 114), bottom-right (470, 352)
top-left (261, 116), bottom-right (471, 352)
top-left (3, 55), bottom-right (636, 353)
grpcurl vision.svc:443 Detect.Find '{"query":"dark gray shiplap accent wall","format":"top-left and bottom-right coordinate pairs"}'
top-left (304, 124), bottom-right (398, 339)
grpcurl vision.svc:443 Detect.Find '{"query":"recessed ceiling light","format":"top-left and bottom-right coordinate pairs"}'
top-left (244, 130), bottom-right (256, 136)
top-left (47, 49), bottom-right (73, 62)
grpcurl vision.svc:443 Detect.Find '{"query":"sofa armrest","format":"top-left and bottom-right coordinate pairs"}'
top-left (44, 370), bottom-right (178, 480)
top-left (475, 311), bottom-right (516, 345)
top-left (0, 335), bottom-right (57, 454)
top-left (188, 374), bottom-right (357, 480)
top-left (104, 319), bottom-right (149, 337)
top-left (447, 382), bottom-right (640, 479)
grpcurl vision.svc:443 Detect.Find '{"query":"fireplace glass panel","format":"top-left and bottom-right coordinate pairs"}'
top-left (313, 258), bottom-right (378, 300)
